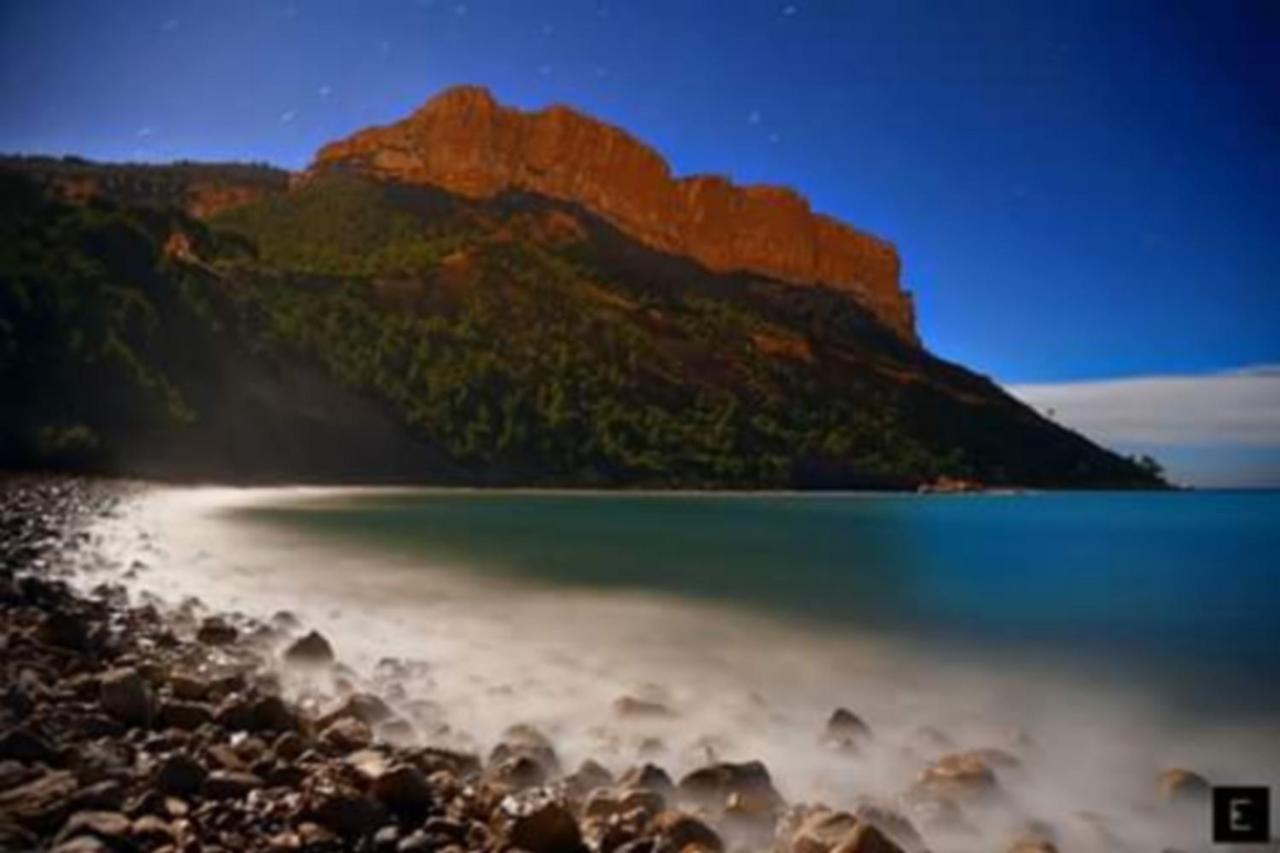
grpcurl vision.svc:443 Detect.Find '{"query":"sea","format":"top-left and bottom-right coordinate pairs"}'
top-left (83, 487), bottom-right (1280, 851)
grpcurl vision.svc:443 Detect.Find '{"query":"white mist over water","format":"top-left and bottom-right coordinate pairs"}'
top-left (78, 486), bottom-right (1279, 852)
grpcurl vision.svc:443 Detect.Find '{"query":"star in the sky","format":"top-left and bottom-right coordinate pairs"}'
top-left (748, 110), bottom-right (762, 125)
top-left (782, 4), bottom-right (798, 16)
top-left (280, 110), bottom-right (297, 124)
top-left (318, 85), bottom-right (333, 98)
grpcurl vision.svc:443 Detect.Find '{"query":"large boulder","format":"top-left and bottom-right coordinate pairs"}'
top-left (677, 760), bottom-right (781, 814)
top-left (498, 793), bottom-right (585, 853)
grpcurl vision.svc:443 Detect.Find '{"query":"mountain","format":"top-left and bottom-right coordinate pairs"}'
top-left (313, 86), bottom-right (916, 342)
top-left (0, 87), bottom-right (1163, 489)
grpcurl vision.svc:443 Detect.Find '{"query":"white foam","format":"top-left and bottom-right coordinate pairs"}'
top-left (76, 486), bottom-right (1280, 852)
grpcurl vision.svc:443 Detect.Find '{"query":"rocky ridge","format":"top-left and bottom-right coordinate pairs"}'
top-left (309, 86), bottom-right (918, 342)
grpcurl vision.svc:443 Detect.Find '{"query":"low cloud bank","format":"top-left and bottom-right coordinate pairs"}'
top-left (1008, 366), bottom-right (1280, 487)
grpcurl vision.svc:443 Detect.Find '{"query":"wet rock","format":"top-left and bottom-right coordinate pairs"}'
top-left (158, 700), bottom-right (214, 731)
top-left (851, 801), bottom-right (926, 853)
top-left (248, 694), bottom-right (298, 733)
top-left (787, 808), bottom-right (904, 853)
top-left (584, 789), bottom-right (621, 818)
top-left (915, 752), bottom-right (1000, 801)
top-left (370, 716), bottom-right (412, 747)
top-left (53, 811), bottom-right (131, 848)
top-left (677, 760), bottom-right (780, 813)
top-left (320, 717), bottom-right (372, 753)
top-left (822, 708), bottom-right (871, 749)
top-left (165, 670), bottom-right (208, 702)
top-left (306, 780), bottom-right (386, 838)
top-left (98, 668), bottom-right (153, 728)
top-left (648, 810), bottom-right (723, 853)
top-left (321, 692), bottom-right (394, 728)
top-left (273, 731), bottom-right (306, 761)
top-left (566, 758), bottom-right (614, 796)
top-left (201, 769), bottom-right (262, 800)
top-left (154, 753), bottom-right (207, 799)
top-left (491, 754), bottom-right (548, 789)
top-left (67, 781), bottom-right (124, 813)
top-left (129, 814), bottom-right (176, 847)
top-left (618, 787), bottom-right (667, 820)
top-left (499, 793), bottom-right (585, 853)
top-left (489, 724), bottom-right (560, 778)
top-left (0, 769), bottom-right (78, 831)
top-left (614, 696), bottom-right (675, 718)
top-left (0, 726), bottom-right (58, 765)
top-left (1157, 768), bottom-right (1210, 804)
top-left (283, 631), bottom-right (335, 665)
top-left (195, 616), bottom-right (237, 646)
top-left (38, 612), bottom-right (90, 651)
top-left (618, 763), bottom-right (675, 797)
top-left (372, 764), bottom-right (434, 815)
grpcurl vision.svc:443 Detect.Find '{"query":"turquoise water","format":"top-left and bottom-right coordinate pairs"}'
top-left (242, 489), bottom-right (1280, 715)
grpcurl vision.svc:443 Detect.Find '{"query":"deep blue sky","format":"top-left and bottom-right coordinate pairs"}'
top-left (1, 0), bottom-right (1277, 386)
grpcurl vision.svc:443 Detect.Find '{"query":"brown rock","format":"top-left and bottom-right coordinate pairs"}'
top-left (308, 86), bottom-right (917, 342)
top-left (915, 752), bottom-right (1000, 801)
top-left (248, 694), bottom-right (298, 733)
top-left (614, 696), bottom-right (675, 718)
top-left (370, 764), bottom-right (433, 815)
top-left (54, 811), bottom-right (131, 847)
top-left (320, 692), bottom-right (393, 728)
top-left (283, 630), bottom-right (335, 665)
top-left (0, 726), bottom-right (58, 764)
top-left (0, 769), bottom-right (78, 831)
top-left (823, 707), bottom-right (872, 748)
top-left (158, 700), bottom-right (214, 731)
top-left (201, 769), bottom-right (263, 800)
top-left (130, 814), bottom-right (176, 847)
top-left (1157, 768), bottom-right (1210, 803)
top-left (320, 717), bottom-right (372, 753)
top-left (195, 616), bottom-right (237, 645)
top-left (153, 753), bottom-right (206, 796)
top-left (618, 763), bottom-right (674, 797)
top-left (98, 668), bottom-right (153, 728)
top-left (499, 796), bottom-right (585, 853)
top-left (677, 760), bottom-right (781, 813)
top-left (648, 810), bottom-right (722, 853)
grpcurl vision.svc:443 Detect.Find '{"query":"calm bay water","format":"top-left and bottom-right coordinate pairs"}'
top-left (238, 489), bottom-right (1280, 716)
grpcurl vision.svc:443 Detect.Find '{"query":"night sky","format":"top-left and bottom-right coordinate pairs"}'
top-left (2, 1), bottom-right (1277, 483)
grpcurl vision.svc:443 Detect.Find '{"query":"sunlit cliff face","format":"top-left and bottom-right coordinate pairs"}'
top-left (309, 85), bottom-right (917, 342)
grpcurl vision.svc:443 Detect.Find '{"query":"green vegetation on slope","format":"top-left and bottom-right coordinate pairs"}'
top-left (0, 161), bottom-right (1163, 488)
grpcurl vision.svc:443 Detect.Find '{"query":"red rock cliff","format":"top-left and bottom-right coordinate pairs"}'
top-left (309, 86), bottom-right (917, 342)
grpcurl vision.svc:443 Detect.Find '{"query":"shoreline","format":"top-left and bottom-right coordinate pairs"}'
top-left (0, 476), bottom-right (1219, 852)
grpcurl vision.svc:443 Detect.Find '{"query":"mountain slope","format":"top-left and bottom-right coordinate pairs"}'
top-left (0, 157), bottom-right (1161, 488)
